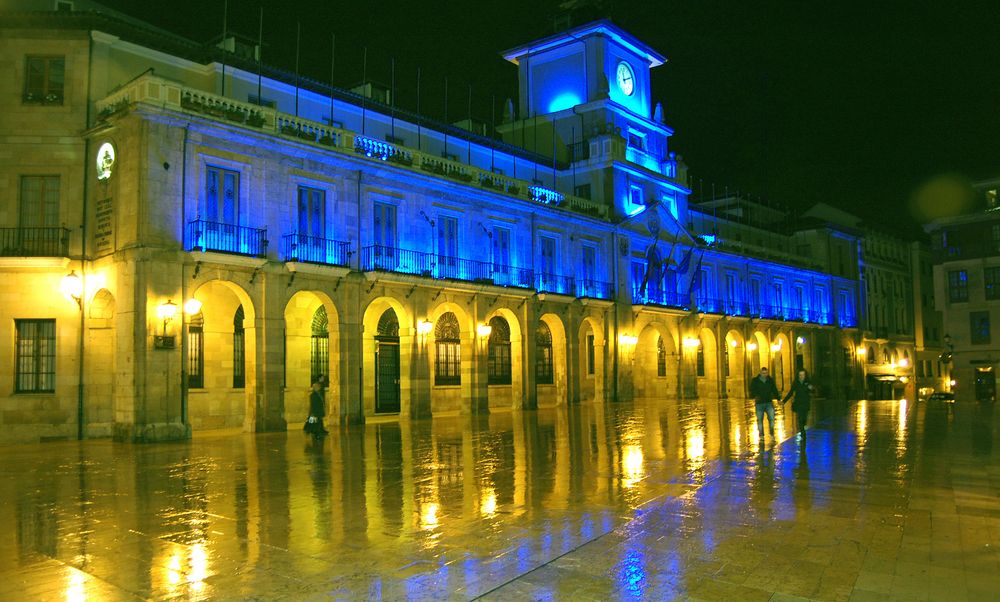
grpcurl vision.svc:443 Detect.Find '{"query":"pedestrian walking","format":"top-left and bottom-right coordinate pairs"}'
top-left (303, 379), bottom-right (328, 437)
top-left (750, 367), bottom-right (781, 442)
top-left (782, 369), bottom-right (814, 434)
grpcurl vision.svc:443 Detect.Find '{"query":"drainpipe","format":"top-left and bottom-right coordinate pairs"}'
top-left (357, 170), bottom-right (363, 423)
top-left (77, 33), bottom-right (96, 440)
top-left (611, 227), bottom-right (620, 403)
top-left (180, 125), bottom-right (190, 425)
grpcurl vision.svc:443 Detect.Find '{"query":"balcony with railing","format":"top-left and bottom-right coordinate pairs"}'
top-left (283, 233), bottom-right (351, 266)
top-left (632, 288), bottom-right (686, 309)
top-left (96, 73), bottom-right (608, 221)
top-left (536, 273), bottom-right (575, 296)
top-left (577, 279), bottom-right (613, 300)
top-left (0, 227), bottom-right (70, 257)
top-left (187, 220), bottom-right (267, 257)
top-left (360, 245), bottom-right (533, 288)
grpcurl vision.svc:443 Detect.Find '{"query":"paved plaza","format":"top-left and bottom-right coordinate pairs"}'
top-left (1, 396), bottom-right (997, 601)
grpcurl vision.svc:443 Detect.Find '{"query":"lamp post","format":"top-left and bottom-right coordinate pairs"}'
top-left (62, 271), bottom-right (85, 440)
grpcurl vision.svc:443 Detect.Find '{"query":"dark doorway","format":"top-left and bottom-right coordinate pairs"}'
top-left (375, 308), bottom-right (400, 414)
top-left (975, 367), bottom-right (996, 402)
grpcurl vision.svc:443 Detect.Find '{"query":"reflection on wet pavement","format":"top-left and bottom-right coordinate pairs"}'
top-left (1, 397), bottom-right (997, 600)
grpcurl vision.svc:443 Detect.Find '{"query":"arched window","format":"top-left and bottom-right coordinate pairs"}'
top-left (868, 346), bottom-right (876, 364)
top-left (233, 305), bottom-right (246, 388)
top-left (435, 312), bottom-right (460, 385)
top-left (188, 311), bottom-right (204, 389)
top-left (488, 316), bottom-right (512, 384)
top-left (883, 348), bottom-right (891, 364)
top-left (656, 336), bottom-right (667, 377)
top-left (377, 308), bottom-right (399, 338)
top-left (536, 322), bottom-right (553, 384)
top-left (311, 306), bottom-right (329, 386)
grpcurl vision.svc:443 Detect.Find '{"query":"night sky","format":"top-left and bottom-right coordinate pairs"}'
top-left (100, 0), bottom-right (1000, 235)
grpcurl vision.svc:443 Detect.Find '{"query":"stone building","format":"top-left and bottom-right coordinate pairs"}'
top-left (924, 178), bottom-right (1000, 402)
top-left (0, 3), bottom-right (863, 443)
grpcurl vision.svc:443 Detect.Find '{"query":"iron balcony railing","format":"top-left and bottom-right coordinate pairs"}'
top-left (0, 227), bottom-right (70, 257)
top-left (187, 219), bottom-right (267, 257)
top-left (536, 273), bottom-right (575, 296)
top-left (632, 288), bottom-right (686, 308)
top-left (577, 279), bottom-right (613, 300)
top-left (361, 245), bottom-right (533, 288)
top-left (283, 233), bottom-right (351, 266)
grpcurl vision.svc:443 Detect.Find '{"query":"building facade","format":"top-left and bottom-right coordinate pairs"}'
top-left (1, 4), bottom-right (864, 443)
top-left (925, 179), bottom-right (1000, 402)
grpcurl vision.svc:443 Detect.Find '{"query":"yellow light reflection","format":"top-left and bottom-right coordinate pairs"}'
top-left (167, 553), bottom-right (182, 586)
top-left (856, 400), bottom-right (868, 440)
top-left (898, 398), bottom-right (908, 436)
top-left (733, 424), bottom-right (742, 449)
top-left (622, 445), bottom-right (644, 488)
top-left (685, 429), bottom-right (705, 461)
top-left (189, 543), bottom-right (207, 591)
top-left (66, 571), bottom-right (86, 602)
top-left (480, 489), bottom-right (498, 517)
top-left (421, 502), bottom-right (439, 529)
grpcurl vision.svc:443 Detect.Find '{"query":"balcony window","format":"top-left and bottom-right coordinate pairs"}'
top-left (188, 312), bottom-right (204, 388)
top-left (434, 312), bottom-right (461, 386)
top-left (948, 270), bottom-right (969, 303)
top-left (986, 267), bottom-right (1000, 300)
top-left (23, 56), bottom-right (64, 104)
top-left (971, 311), bottom-right (991, 345)
top-left (657, 336), bottom-right (666, 377)
top-left (536, 322), bottom-right (553, 385)
top-left (205, 166), bottom-right (239, 224)
top-left (233, 305), bottom-right (245, 389)
top-left (298, 186), bottom-right (326, 238)
top-left (311, 306), bottom-right (329, 386)
top-left (487, 317), bottom-right (512, 385)
top-left (20, 175), bottom-right (59, 228)
top-left (15, 319), bottom-right (55, 393)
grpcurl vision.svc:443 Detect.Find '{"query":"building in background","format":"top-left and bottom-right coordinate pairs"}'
top-left (924, 178), bottom-right (1000, 402)
top-left (1, 2), bottom-right (864, 443)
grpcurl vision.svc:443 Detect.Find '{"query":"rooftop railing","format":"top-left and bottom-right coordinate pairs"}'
top-left (96, 73), bottom-right (607, 220)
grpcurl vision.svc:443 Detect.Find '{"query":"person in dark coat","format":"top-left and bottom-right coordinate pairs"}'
top-left (749, 367), bottom-right (781, 442)
top-left (304, 380), bottom-right (328, 437)
top-left (782, 369), bottom-right (814, 434)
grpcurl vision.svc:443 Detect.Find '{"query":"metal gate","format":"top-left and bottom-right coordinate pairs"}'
top-left (375, 340), bottom-right (400, 413)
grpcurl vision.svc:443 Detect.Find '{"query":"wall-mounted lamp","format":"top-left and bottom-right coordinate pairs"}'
top-left (856, 347), bottom-right (867, 357)
top-left (682, 337), bottom-right (701, 349)
top-left (770, 342), bottom-right (782, 352)
top-left (417, 319), bottom-right (434, 335)
top-left (940, 334), bottom-right (954, 363)
top-left (619, 334), bottom-right (638, 346)
top-left (184, 298), bottom-right (203, 315)
top-left (476, 323), bottom-right (493, 338)
top-left (729, 339), bottom-right (738, 348)
top-left (898, 358), bottom-right (910, 368)
top-left (61, 270), bottom-right (83, 309)
top-left (796, 336), bottom-right (806, 345)
top-left (747, 342), bottom-right (758, 352)
top-left (155, 299), bottom-right (178, 349)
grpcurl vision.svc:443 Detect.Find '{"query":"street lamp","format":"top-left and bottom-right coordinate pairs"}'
top-left (61, 270), bottom-right (83, 308)
top-left (155, 299), bottom-right (178, 349)
top-left (940, 333), bottom-right (954, 363)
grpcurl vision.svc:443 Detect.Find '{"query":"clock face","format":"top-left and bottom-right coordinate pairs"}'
top-left (616, 61), bottom-right (635, 96)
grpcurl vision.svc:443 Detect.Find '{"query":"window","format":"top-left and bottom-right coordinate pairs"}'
top-left (725, 272), bottom-right (737, 312)
top-left (437, 215), bottom-right (458, 275)
top-left (297, 186), bottom-right (326, 238)
top-left (188, 313), bottom-right (205, 388)
top-left (15, 319), bottom-right (55, 393)
top-left (842, 347), bottom-right (852, 373)
top-left (948, 270), bottom-right (969, 302)
top-left (19, 175), bottom-right (60, 227)
top-left (993, 225), bottom-right (1000, 253)
top-left (582, 245), bottom-right (597, 295)
top-left (867, 346), bottom-right (875, 364)
top-left (311, 306), bottom-right (329, 386)
top-left (372, 201), bottom-right (397, 268)
top-left (986, 267), bottom-right (1000, 300)
top-left (750, 279), bottom-right (761, 313)
top-left (662, 194), bottom-right (678, 220)
top-left (631, 260), bottom-right (646, 300)
top-left (536, 322), bottom-right (553, 384)
top-left (434, 312), bottom-right (461, 385)
top-left (493, 226), bottom-right (510, 272)
top-left (656, 336), bottom-right (666, 377)
top-left (540, 236), bottom-right (557, 281)
top-left (970, 311), bottom-right (991, 345)
top-left (205, 166), bottom-right (239, 224)
top-left (795, 287), bottom-right (805, 317)
top-left (233, 305), bottom-right (246, 388)
top-left (574, 183), bottom-right (591, 199)
top-left (629, 185), bottom-right (644, 208)
top-left (586, 334), bottom-right (595, 375)
top-left (627, 130), bottom-right (645, 149)
top-left (696, 344), bottom-right (705, 377)
top-left (23, 56), bottom-right (64, 104)
top-left (487, 317), bottom-right (512, 385)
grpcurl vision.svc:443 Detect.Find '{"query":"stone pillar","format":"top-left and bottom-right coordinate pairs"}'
top-left (253, 269), bottom-right (287, 432)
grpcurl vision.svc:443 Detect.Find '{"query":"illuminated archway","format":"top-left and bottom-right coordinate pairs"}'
top-left (772, 332), bottom-right (792, 390)
top-left (362, 297), bottom-right (412, 416)
top-left (537, 313), bottom-right (568, 407)
top-left (697, 327), bottom-right (718, 398)
top-left (485, 307), bottom-right (524, 409)
top-left (187, 279), bottom-right (257, 431)
top-left (427, 301), bottom-right (474, 414)
top-left (88, 288), bottom-right (116, 436)
top-left (284, 291), bottom-right (341, 424)
top-left (749, 331), bottom-right (769, 377)
top-left (579, 315), bottom-right (605, 403)
top-left (724, 330), bottom-right (745, 399)
top-left (635, 321), bottom-right (676, 400)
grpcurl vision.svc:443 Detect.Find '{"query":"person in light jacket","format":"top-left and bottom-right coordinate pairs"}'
top-left (782, 369), bottom-right (814, 434)
top-left (749, 367), bottom-right (781, 442)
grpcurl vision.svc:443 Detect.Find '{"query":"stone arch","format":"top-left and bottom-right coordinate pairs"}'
top-left (749, 331), bottom-right (769, 377)
top-left (697, 327), bottom-right (719, 398)
top-left (426, 301), bottom-right (473, 414)
top-left (867, 345), bottom-right (876, 364)
top-left (284, 290), bottom-right (341, 424)
top-left (724, 329), bottom-right (746, 399)
top-left (536, 313), bottom-right (568, 407)
top-left (187, 279), bottom-right (258, 431)
top-left (362, 297), bottom-right (413, 416)
top-left (484, 307), bottom-right (525, 409)
top-left (87, 288), bottom-right (116, 437)
top-left (635, 321), bottom-right (676, 400)
top-left (772, 332), bottom-right (792, 390)
top-left (578, 315), bottom-right (606, 403)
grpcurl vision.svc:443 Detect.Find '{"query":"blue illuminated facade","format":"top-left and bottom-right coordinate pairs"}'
top-left (0, 7), bottom-right (866, 442)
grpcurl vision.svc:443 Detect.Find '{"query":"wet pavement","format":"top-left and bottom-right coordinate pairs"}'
top-left (0, 397), bottom-right (997, 601)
